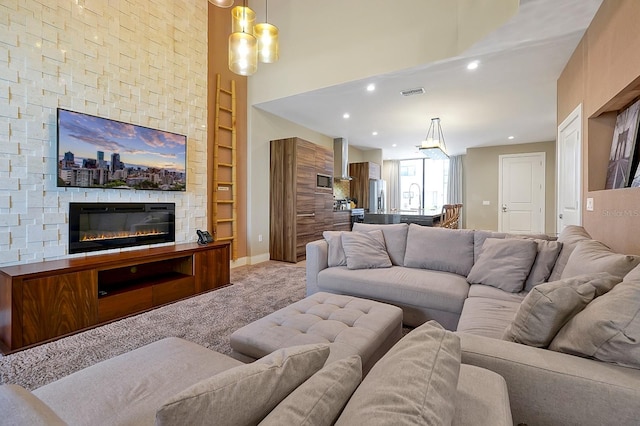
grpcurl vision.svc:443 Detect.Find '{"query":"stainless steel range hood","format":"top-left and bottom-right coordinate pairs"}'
top-left (333, 138), bottom-right (352, 180)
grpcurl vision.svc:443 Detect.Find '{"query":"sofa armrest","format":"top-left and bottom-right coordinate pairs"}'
top-left (0, 385), bottom-right (66, 425)
top-left (306, 240), bottom-right (329, 296)
top-left (458, 332), bottom-right (640, 426)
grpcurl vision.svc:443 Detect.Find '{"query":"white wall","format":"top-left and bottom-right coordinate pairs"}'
top-left (0, 0), bottom-right (209, 266)
top-left (248, 0), bottom-right (519, 104)
top-left (247, 108), bottom-right (333, 262)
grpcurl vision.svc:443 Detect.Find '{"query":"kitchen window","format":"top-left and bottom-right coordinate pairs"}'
top-left (399, 158), bottom-right (449, 211)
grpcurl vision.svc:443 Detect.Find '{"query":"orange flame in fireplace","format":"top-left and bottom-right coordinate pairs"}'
top-left (80, 229), bottom-right (167, 242)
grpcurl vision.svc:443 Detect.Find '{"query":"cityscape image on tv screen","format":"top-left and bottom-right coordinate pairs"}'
top-left (57, 109), bottom-right (187, 191)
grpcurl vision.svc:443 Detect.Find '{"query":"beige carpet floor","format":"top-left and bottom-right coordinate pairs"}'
top-left (0, 260), bottom-right (306, 391)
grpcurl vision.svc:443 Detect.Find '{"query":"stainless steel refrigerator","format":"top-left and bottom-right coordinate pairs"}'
top-left (369, 179), bottom-right (387, 213)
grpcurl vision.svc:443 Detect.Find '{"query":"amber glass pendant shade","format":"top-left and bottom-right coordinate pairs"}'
top-left (255, 22), bottom-right (279, 63)
top-left (231, 5), bottom-right (255, 34)
top-left (228, 32), bottom-right (258, 76)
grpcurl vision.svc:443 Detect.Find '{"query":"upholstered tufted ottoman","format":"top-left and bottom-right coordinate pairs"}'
top-left (230, 292), bottom-right (403, 374)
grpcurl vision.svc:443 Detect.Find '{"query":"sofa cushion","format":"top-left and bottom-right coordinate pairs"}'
top-left (335, 321), bottom-right (461, 426)
top-left (507, 236), bottom-right (563, 291)
top-left (323, 231), bottom-right (347, 267)
top-left (318, 266), bottom-right (470, 315)
top-left (352, 223), bottom-right (408, 266)
top-left (34, 337), bottom-right (245, 426)
top-left (561, 239), bottom-right (640, 280)
top-left (403, 224), bottom-right (475, 276)
top-left (452, 365), bottom-right (513, 426)
top-left (467, 284), bottom-right (527, 303)
top-left (456, 297), bottom-right (521, 339)
top-left (467, 238), bottom-right (538, 292)
top-left (259, 355), bottom-right (362, 426)
top-left (548, 225), bottom-right (592, 281)
top-left (549, 265), bottom-right (640, 369)
top-left (0, 385), bottom-right (66, 426)
top-left (473, 230), bottom-right (507, 262)
top-left (341, 230), bottom-right (392, 270)
top-left (503, 272), bottom-right (621, 348)
top-left (459, 332), bottom-right (640, 426)
top-left (156, 344), bottom-right (330, 426)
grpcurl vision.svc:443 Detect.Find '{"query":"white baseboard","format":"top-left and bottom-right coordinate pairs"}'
top-left (230, 252), bottom-right (271, 269)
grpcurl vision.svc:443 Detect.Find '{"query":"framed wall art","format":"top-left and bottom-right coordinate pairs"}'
top-left (605, 98), bottom-right (640, 189)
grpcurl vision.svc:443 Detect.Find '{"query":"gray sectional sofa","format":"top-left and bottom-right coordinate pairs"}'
top-left (0, 322), bottom-right (512, 426)
top-left (306, 223), bottom-right (640, 426)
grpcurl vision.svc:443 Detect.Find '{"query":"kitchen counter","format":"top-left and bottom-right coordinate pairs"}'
top-left (363, 209), bottom-right (441, 226)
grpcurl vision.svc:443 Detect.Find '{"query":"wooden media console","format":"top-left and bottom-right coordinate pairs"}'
top-left (0, 242), bottom-right (230, 354)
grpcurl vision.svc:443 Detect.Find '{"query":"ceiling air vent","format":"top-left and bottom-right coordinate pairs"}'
top-left (400, 87), bottom-right (425, 97)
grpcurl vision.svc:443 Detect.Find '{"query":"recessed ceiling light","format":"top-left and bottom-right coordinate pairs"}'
top-left (508, 135), bottom-right (515, 140)
top-left (343, 113), bottom-right (350, 119)
top-left (372, 131), bottom-right (378, 136)
top-left (366, 83), bottom-right (375, 92)
top-left (392, 143), bottom-right (397, 147)
top-left (467, 60), bottom-right (479, 70)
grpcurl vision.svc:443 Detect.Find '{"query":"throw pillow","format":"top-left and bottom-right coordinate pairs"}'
top-left (549, 264), bottom-right (640, 369)
top-left (155, 344), bottom-right (330, 426)
top-left (352, 223), bottom-right (409, 265)
top-left (341, 230), bottom-right (392, 270)
top-left (335, 321), bottom-right (460, 426)
top-left (323, 231), bottom-right (347, 267)
top-left (466, 238), bottom-right (538, 292)
top-left (507, 236), bottom-right (563, 291)
top-left (258, 355), bottom-right (362, 426)
top-left (0, 384), bottom-right (66, 426)
top-left (403, 224), bottom-right (475, 276)
top-left (502, 272), bottom-right (621, 347)
top-left (560, 239), bottom-right (640, 280)
top-left (473, 230), bottom-right (507, 262)
top-left (548, 225), bottom-right (592, 281)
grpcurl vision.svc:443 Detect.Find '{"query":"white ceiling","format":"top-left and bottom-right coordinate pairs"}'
top-left (254, 0), bottom-right (603, 160)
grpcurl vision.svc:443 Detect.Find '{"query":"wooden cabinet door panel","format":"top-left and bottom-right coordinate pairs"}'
top-left (296, 215), bottom-right (316, 236)
top-left (98, 287), bottom-right (152, 323)
top-left (194, 245), bottom-right (231, 292)
top-left (296, 192), bottom-right (315, 214)
top-left (315, 145), bottom-right (333, 175)
top-left (22, 271), bottom-right (98, 345)
top-left (349, 162), bottom-right (370, 210)
top-left (152, 276), bottom-right (195, 306)
top-left (314, 193), bottom-right (334, 233)
top-left (296, 141), bottom-right (316, 191)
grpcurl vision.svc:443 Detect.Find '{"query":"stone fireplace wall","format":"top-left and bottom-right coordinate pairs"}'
top-left (0, 0), bottom-right (209, 266)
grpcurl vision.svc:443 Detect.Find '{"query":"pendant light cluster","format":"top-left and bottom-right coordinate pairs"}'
top-left (211, 0), bottom-right (279, 76)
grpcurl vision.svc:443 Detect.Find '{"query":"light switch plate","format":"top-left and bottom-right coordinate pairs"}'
top-left (586, 197), bottom-right (594, 211)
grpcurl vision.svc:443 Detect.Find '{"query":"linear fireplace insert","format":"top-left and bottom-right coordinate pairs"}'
top-left (69, 202), bottom-right (175, 254)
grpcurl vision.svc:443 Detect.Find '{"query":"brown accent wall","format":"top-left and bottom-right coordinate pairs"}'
top-left (557, 0), bottom-right (640, 255)
top-left (208, 5), bottom-right (248, 259)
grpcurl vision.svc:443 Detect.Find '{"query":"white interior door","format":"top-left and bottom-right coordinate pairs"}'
top-left (557, 104), bottom-right (582, 232)
top-left (499, 153), bottom-right (545, 234)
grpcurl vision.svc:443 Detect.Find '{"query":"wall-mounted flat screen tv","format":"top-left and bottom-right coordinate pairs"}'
top-left (57, 108), bottom-right (187, 191)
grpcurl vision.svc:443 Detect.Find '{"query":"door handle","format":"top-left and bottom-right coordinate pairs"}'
top-left (501, 204), bottom-right (508, 212)
top-left (559, 213), bottom-right (563, 219)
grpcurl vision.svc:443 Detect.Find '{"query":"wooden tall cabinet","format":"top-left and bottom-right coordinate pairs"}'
top-left (349, 161), bottom-right (381, 210)
top-left (270, 137), bottom-right (333, 262)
